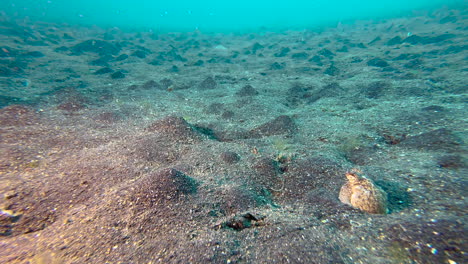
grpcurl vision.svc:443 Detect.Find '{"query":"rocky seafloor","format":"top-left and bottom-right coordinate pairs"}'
top-left (0, 6), bottom-right (466, 264)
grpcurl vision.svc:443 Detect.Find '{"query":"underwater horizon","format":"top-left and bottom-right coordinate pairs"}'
top-left (0, 1), bottom-right (466, 263)
top-left (2, 0), bottom-right (467, 31)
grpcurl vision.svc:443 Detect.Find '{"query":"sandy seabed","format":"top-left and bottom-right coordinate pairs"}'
top-left (0, 6), bottom-right (466, 264)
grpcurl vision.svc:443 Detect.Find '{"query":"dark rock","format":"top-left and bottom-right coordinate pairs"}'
top-left (392, 53), bottom-right (420, 61)
top-left (437, 155), bottom-right (465, 168)
top-left (291, 52), bottom-right (309, 59)
top-left (324, 64), bottom-right (339, 76)
top-left (168, 65), bottom-right (179, 73)
top-left (318, 48), bottom-right (335, 59)
top-left (146, 116), bottom-right (201, 143)
top-left (252, 42), bottom-right (264, 54)
top-left (249, 115), bottom-right (297, 137)
top-left (193, 60), bottom-right (204, 66)
top-left (400, 128), bottom-right (463, 152)
top-left (221, 110), bottom-right (235, 119)
top-left (54, 46), bottom-right (69, 52)
top-left (274, 47), bottom-right (290, 57)
top-left (20, 51), bottom-right (44, 58)
top-left (114, 54), bottom-right (129, 61)
top-left (421, 105), bottom-right (445, 113)
top-left (131, 50), bottom-right (147, 58)
top-left (363, 81), bottom-right (391, 99)
top-left (286, 83), bottom-right (313, 107)
top-left (89, 56), bottom-right (112, 67)
top-left (357, 43), bottom-right (366, 48)
top-left (160, 78), bottom-right (173, 89)
top-left (386, 36), bottom-right (403, 46)
top-left (57, 100), bottom-right (86, 112)
top-left (309, 55), bottom-right (323, 66)
top-left (236, 85), bottom-right (258, 96)
top-left (126, 168), bottom-right (198, 208)
top-left (403, 58), bottom-right (424, 69)
top-left (71, 39), bottom-right (121, 56)
top-left (351, 56), bottom-right (363, 63)
top-left (251, 158), bottom-right (282, 192)
top-left (440, 16), bottom-right (457, 24)
top-left (110, 71), bottom-right (125, 79)
top-left (441, 45), bottom-right (468, 55)
top-left (199, 77), bottom-right (217, 89)
top-left (270, 62), bottom-right (285, 70)
top-left (141, 80), bottom-right (162, 90)
top-left (403, 34), bottom-right (455, 45)
top-left (0, 105), bottom-right (38, 126)
top-left (94, 67), bottom-right (114, 75)
top-left (220, 151), bottom-right (241, 164)
top-left (337, 46), bottom-right (348, 52)
top-left (367, 58), bottom-right (389, 68)
top-left (368, 36), bottom-right (381, 45)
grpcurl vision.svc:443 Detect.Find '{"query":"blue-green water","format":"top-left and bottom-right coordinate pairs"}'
top-left (2, 0), bottom-right (465, 31)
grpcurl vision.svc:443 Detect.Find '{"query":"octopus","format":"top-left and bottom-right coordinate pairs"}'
top-left (339, 169), bottom-right (388, 214)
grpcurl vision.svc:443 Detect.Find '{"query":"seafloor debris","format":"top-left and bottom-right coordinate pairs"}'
top-left (339, 169), bottom-right (388, 214)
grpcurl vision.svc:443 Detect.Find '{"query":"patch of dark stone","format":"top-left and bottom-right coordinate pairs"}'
top-left (131, 50), bottom-right (148, 59)
top-left (336, 46), bottom-right (348, 52)
top-left (248, 115), bottom-right (297, 138)
top-left (155, 48), bottom-right (187, 62)
top-left (198, 76), bottom-right (217, 89)
top-left (307, 82), bottom-right (345, 103)
top-left (114, 54), bottom-right (129, 61)
top-left (160, 78), bottom-right (174, 90)
top-left (367, 57), bottom-right (390, 68)
top-left (309, 55), bottom-right (323, 66)
top-left (274, 47), bottom-right (290, 57)
top-left (141, 80), bottom-right (163, 90)
top-left (386, 36), bottom-right (403, 46)
top-left (251, 42), bottom-right (264, 54)
top-left (270, 62), bottom-right (285, 70)
top-left (439, 15), bottom-right (457, 24)
top-left (236, 85), bottom-right (258, 96)
top-left (94, 67), bottom-right (113, 75)
top-left (362, 81), bottom-right (391, 99)
top-left (0, 105), bottom-right (38, 126)
top-left (317, 48), bottom-right (335, 59)
top-left (291, 52), bottom-right (309, 59)
top-left (18, 51), bottom-right (44, 58)
top-left (93, 112), bottom-right (122, 125)
top-left (205, 102), bottom-right (225, 115)
top-left (392, 53), bottom-right (421, 61)
top-left (437, 154), bottom-right (466, 169)
top-left (399, 128), bottom-right (463, 152)
top-left (134, 134), bottom-right (182, 164)
top-left (89, 55), bottom-right (113, 67)
top-left (385, 219), bottom-right (465, 264)
top-left (250, 157), bottom-right (283, 193)
top-left (324, 64), bottom-right (339, 76)
top-left (440, 45), bottom-right (468, 55)
top-left (168, 65), bottom-right (179, 73)
top-left (146, 116), bottom-right (202, 143)
top-left (110, 71), bottom-right (125, 79)
top-left (124, 168), bottom-right (198, 210)
top-left (220, 151), bottom-right (241, 164)
top-left (368, 36), bottom-right (382, 45)
top-left (71, 39), bottom-right (121, 56)
top-left (403, 58), bottom-right (424, 69)
top-left (403, 34), bottom-right (455, 45)
top-left (285, 83), bottom-right (314, 107)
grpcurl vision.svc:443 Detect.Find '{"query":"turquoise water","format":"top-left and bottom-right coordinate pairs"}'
top-left (2, 0), bottom-right (465, 31)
